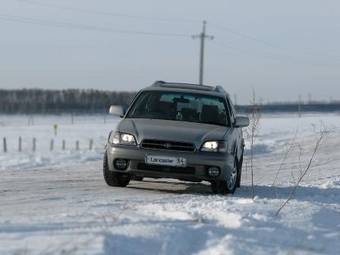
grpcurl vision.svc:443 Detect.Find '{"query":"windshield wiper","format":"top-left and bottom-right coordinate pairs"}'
top-left (201, 121), bottom-right (226, 126)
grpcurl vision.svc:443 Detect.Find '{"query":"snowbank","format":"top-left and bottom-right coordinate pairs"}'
top-left (0, 113), bottom-right (339, 255)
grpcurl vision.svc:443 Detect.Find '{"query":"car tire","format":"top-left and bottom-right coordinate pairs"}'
top-left (236, 153), bottom-right (243, 188)
top-left (211, 157), bottom-right (239, 195)
top-left (103, 153), bottom-right (130, 187)
top-left (132, 176), bottom-right (144, 181)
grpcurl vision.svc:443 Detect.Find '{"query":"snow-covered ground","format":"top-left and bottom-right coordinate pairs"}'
top-left (0, 114), bottom-right (115, 171)
top-left (0, 113), bottom-right (339, 255)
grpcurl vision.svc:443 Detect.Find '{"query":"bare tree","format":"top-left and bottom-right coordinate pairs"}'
top-left (275, 129), bottom-right (326, 216)
top-left (271, 129), bottom-right (298, 187)
top-left (246, 89), bottom-right (261, 199)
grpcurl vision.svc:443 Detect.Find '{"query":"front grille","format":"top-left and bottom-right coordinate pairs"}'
top-left (137, 163), bottom-right (195, 175)
top-left (141, 139), bottom-right (195, 152)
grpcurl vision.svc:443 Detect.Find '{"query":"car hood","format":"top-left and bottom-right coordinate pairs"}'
top-left (116, 118), bottom-right (230, 148)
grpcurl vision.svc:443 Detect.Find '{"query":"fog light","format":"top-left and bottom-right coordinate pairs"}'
top-left (207, 167), bottom-right (220, 177)
top-left (114, 159), bottom-right (128, 170)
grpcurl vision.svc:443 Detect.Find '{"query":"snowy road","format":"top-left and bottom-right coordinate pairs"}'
top-left (0, 114), bottom-right (340, 254)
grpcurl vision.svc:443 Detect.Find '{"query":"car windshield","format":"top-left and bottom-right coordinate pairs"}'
top-left (127, 91), bottom-right (230, 126)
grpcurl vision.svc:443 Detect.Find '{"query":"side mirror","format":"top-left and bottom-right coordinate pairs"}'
top-left (109, 105), bottom-right (124, 117)
top-left (234, 116), bottom-right (249, 128)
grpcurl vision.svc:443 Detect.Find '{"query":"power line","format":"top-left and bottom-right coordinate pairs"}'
top-left (210, 39), bottom-right (338, 68)
top-left (210, 39), bottom-right (302, 66)
top-left (17, 0), bottom-right (340, 61)
top-left (18, 0), bottom-right (288, 52)
top-left (211, 22), bottom-right (340, 62)
top-left (3, 11), bottom-right (337, 69)
top-left (210, 22), bottom-right (279, 49)
top-left (19, 0), bottom-right (200, 24)
top-left (0, 14), bottom-right (190, 38)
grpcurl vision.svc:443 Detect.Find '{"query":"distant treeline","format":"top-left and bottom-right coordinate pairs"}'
top-left (237, 102), bottom-right (340, 114)
top-left (1, 89), bottom-right (340, 114)
top-left (0, 89), bottom-right (136, 114)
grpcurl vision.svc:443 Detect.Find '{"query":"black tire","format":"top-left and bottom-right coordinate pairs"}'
top-left (132, 176), bottom-right (144, 181)
top-left (103, 153), bottom-right (130, 187)
top-left (211, 157), bottom-right (239, 195)
top-left (236, 153), bottom-right (243, 188)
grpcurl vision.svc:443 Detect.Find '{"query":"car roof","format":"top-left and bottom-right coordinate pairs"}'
top-left (142, 81), bottom-right (229, 97)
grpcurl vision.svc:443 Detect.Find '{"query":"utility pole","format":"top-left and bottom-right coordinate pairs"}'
top-left (193, 21), bottom-right (214, 85)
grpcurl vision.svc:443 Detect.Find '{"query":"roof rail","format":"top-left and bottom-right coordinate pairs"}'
top-left (151, 81), bottom-right (229, 95)
top-left (152, 80), bottom-right (166, 86)
top-left (152, 81), bottom-right (215, 92)
top-left (215, 85), bottom-right (226, 93)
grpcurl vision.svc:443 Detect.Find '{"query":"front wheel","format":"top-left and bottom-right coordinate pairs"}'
top-left (236, 153), bottom-right (243, 188)
top-left (211, 158), bottom-right (239, 195)
top-left (132, 176), bottom-right (144, 181)
top-left (103, 153), bottom-right (130, 187)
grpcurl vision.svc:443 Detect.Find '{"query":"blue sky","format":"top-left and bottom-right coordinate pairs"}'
top-left (0, 0), bottom-right (339, 103)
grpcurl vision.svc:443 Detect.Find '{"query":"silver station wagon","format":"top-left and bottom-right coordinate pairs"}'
top-left (104, 81), bottom-right (249, 194)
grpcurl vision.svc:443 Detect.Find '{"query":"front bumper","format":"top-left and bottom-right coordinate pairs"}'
top-left (106, 144), bottom-right (235, 182)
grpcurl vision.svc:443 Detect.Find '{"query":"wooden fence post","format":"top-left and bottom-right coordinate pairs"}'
top-left (3, 137), bottom-right (7, 153)
top-left (89, 139), bottom-right (93, 150)
top-left (50, 139), bottom-right (54, 151)
top-left (18, 136), bottom-right (22, 152)
top-left (32, 137), bottom-right (36, 152)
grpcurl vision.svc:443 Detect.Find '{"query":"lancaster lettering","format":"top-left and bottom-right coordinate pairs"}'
top-left (145, 156), bottom-right (186, 167)
top-left (150, 158), bottom-right (174, 164)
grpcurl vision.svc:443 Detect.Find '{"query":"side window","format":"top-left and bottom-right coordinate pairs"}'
top-left (200, 97), bottom-right (229, 126)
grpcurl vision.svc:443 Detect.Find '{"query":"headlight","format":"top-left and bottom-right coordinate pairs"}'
top-left (109, 132), bottom-right (137, 146)
top-left (201, 141), bottom-right (227, 152)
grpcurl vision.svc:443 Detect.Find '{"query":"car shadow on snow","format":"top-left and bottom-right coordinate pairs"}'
top-left (233, 185), bottom-right (340, 205)
top-left (128, 179), bottom-right (212, 195)
top-left (128, 180), bottom-right (340, 204)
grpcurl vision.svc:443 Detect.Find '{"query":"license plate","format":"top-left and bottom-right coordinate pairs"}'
top-left (145, 155), bottom-right (187, 167)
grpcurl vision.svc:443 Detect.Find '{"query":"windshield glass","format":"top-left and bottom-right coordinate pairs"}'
top-left (127, 91), bottom-right (230, 126)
